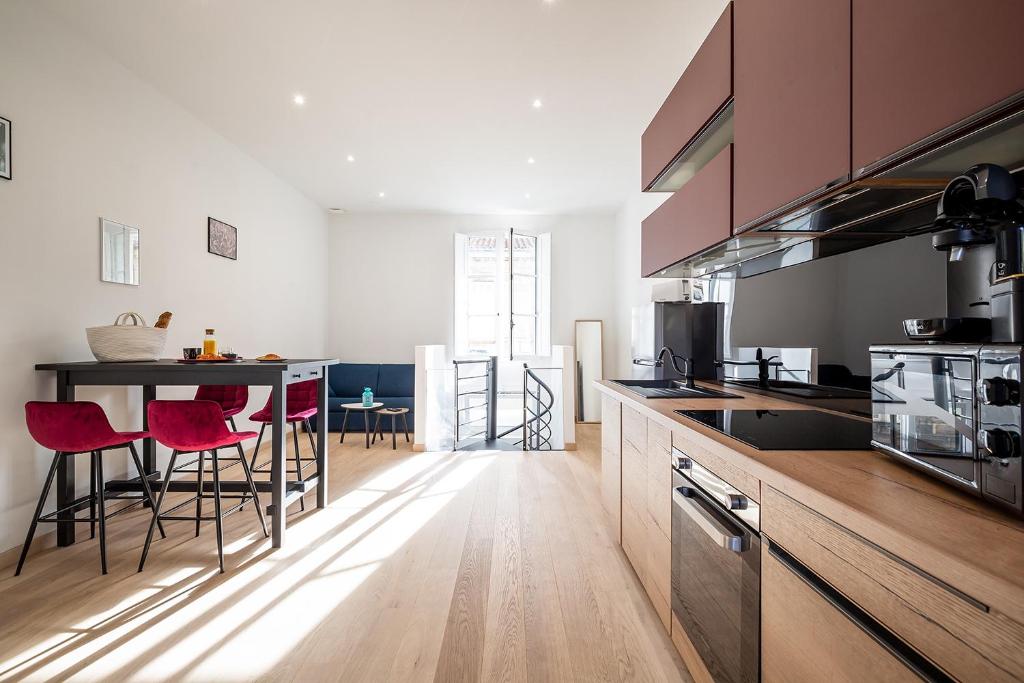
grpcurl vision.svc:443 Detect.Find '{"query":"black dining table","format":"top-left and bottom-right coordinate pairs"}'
top-left (34, 358), bottom-right (339, 549)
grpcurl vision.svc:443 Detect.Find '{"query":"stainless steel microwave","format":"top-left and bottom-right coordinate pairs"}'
top-left (870, 343), bottom-right (1023, 516)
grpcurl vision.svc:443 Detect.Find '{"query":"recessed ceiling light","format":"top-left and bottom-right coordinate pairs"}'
top-left (527, 157), bottom-right (536, 164)
top-left (378, 191), bottom-right (386, 198)
top-left (525, 193), bottom-right (531, 199)
top-left (346, 154), bottom-right (355, 162)
top-left (532, 98), bottom-right (543, 109)
top-left (293, 93), bottom-right (306, 106)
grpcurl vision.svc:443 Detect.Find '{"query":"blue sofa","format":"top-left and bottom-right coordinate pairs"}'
top-left (311, 363), bottom-right (414, 433)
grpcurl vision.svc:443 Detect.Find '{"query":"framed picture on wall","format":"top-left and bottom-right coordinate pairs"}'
top-left (207, 217), bottom-right (237, 260)
top-left (0, 116), bottom-right (10, 181)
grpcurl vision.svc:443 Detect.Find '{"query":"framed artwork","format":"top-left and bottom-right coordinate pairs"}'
top-left (0, 116), bottom-right (10, 181)
top-left (208, 217), bottom-right (237, 260)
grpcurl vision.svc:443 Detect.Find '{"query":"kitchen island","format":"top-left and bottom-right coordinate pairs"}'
top-left (595, 378), bottom-right (1024, 682)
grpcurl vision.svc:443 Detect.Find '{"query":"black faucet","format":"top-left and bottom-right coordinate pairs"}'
top-left (755, 347), bottom-right (779, 389)
top-left (656, 346), bottom-right (695, 388)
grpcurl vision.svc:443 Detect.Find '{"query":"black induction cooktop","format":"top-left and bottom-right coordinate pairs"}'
top-left (674, 409), bottom-right (872, 451)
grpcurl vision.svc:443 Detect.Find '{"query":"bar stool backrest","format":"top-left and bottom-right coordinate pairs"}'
top-left (194, 384), bottom-right (248, 416)
top-left (147, 400), bottom-right (232, 452)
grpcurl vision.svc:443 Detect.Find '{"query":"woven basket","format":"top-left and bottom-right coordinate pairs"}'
top-left (86, 312), bottom-right (167, 362)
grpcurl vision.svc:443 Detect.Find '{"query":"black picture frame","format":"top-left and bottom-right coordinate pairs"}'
top-left (0, 115), bottom-right (10, 181)
top-left (207, 217), bottom-right (237, 260)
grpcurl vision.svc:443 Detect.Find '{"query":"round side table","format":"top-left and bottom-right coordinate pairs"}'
top-left (339, 402), bottom-right (384, 448)
top-left (371, 408), bottom-right (411, 450)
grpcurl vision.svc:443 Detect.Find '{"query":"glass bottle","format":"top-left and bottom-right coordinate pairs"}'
top-left (362, 386), bottom-right (374, 407)
top-left (203, 328), bottom-right (217, 356)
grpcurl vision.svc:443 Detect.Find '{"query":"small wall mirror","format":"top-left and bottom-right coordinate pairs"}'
top-left (100, 218), bottom-right (140, 285)
top-left (574, 320), bottom-right (604, 423)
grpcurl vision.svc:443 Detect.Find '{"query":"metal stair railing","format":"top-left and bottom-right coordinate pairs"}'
top-left (521, 364), bottom-right (555, 451)
top-left (453, 356), bottom-right (497, 448)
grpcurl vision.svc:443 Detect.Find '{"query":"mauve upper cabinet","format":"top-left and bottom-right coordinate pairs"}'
top-left (852, 0), bottom-right (1024, 177)
top-left (732, 0), bottom-right (851, 233)
top-left (641, 4), bottom-right (732, 193)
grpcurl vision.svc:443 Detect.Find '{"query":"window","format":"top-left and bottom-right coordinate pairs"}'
top-left (454, 228), bottom-right (550, 359)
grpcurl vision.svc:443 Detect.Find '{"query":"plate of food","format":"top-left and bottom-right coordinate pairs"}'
top-left (176, 353), bottom-right (241, 364)
top-left (255, 353), bottom-right (287, 362)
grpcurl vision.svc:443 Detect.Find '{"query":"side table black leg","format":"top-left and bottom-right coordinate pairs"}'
top-left (402, 413), bottom-right (410, 443)
top-left (364, 411), bottom-right (371, 448)
top-left (339, 410), bottom-right (349, 444)
top-left (392, 415), bottom-right (397, 450)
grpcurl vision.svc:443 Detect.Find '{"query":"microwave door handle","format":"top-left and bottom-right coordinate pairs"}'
top-left (673, 488), bottom-right (748, 553)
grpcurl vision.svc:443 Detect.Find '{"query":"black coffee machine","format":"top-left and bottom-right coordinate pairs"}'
top-left (905, 163), bottom-right (1024, 342)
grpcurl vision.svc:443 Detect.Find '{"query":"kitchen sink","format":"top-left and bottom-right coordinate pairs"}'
top-left (610, 379), bottom-right (741, 399)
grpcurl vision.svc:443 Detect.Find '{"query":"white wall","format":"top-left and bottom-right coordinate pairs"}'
top-left (612, 189), bottom-right (671, 377)
top-left (0, 2), bottom-right (328, 554)
top-left (326, 212), bottom-right (618, 364)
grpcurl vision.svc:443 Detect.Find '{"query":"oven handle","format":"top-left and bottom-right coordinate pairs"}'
top-left (673, 486), bottom-right (749, 553)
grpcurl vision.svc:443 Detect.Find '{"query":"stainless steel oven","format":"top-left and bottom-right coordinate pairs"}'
top-left (871, 343), bottom-right (1024, 515)
top-left (671, 449), bottom-right (760, 683)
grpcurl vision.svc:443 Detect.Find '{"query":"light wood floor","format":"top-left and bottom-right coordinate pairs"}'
top-left (0, 425), bottom-right (690, 682)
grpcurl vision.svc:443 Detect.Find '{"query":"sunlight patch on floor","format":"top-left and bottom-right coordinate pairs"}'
top-left (2, 449), bottom-right (493, 682)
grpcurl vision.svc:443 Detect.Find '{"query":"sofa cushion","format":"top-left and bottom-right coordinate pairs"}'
top-left (328, 363), bottom-right (380, 397)
top-left (377, 364), bottom-right (414, 397)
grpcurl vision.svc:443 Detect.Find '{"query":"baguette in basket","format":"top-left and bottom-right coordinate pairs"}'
top-left (86, 312), bottom-right (168, 362)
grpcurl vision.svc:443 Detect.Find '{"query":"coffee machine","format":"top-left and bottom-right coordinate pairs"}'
top-left (873, 164), bottom-right (1024, 515)
top-left (905, 163), bottom-right (1024, 342)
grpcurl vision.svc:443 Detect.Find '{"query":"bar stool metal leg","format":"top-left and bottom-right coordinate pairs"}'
top-left (90, 454), bottom-right (96, 540)
top-left (236, 443), bottom-right (268, 538)
top-left (94, 451), bottom-right (108, 575)
top-left (128, 442), bottom-right (165, 539)
top-left (249, 423), bottom-right (266, 472)
top-left (228, 416), bottom-right (238, 432)
top-left (195, 450), bottom-right (206, 537)
top-left (292, 423), bottom-right (305, 512)
top-left (139, 449), bottom-right (178, 572)
top-left (210, 448), bottom-right (225, 573)
top-left (14, 452), bottom-right (61, 577)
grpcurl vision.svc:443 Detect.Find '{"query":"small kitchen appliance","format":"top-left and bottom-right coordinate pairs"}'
top-left (903, 163), bottom-right (1024, 343)
top-left (870, 343), bottom-right (1023, 516)
top-left (873, 164), bottom-right (1024, 515)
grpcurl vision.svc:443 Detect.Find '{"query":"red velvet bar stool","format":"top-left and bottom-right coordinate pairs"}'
top-left (139, 400), bottom-right (267, 573)
top-left (247, 380), bottom-right (319, 512)
top-left (194, 385), bottom-right (248, 431)
top-left (17, 401), bottom-right (164, 576)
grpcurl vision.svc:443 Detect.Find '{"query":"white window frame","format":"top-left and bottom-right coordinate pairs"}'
top-left (454, 229), bottom-right (551, 360)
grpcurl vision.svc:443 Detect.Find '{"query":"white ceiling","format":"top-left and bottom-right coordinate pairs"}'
top-left (42, 0), bottom-right (727, 214)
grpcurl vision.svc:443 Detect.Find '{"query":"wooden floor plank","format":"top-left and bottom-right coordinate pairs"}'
top-left (0, 426), bottom-right (689, 683)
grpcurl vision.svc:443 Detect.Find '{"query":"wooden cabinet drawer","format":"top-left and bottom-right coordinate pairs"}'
top-left (762, 547), bottom-right (918, 682)
top-left (646, 419), bottom-right (672, 537)
top-left (645, 523), bottom-right (671, 630)
top-left (601, 394), bottom-right (621, 453)
top-left (641, 3), bottom-right (732, 192)
top-left (763, 486), bottom-right (1024, 682)
top-left (641, 145), bottom-right (732, 277)
top-left (600, 395), bottom-right (622, 541)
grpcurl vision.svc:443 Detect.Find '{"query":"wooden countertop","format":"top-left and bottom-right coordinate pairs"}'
top-left (596, 378), bottom-right (1024, 624)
